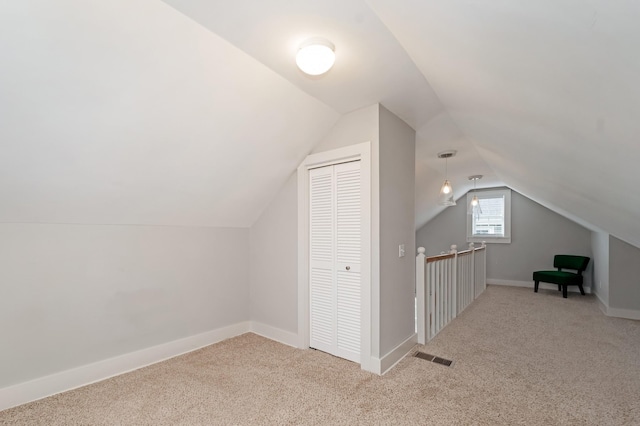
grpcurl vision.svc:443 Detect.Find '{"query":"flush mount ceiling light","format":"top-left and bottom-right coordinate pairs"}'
top-left (468, 175), bottom-right (483, 218)
top-left (296, 37), bottom-right (335, 76)
top-left (437, 150), bottom-right (457, 206)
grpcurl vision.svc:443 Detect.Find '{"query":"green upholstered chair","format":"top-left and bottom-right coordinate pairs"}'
top-left (533, 255), bottom-right (590, 298)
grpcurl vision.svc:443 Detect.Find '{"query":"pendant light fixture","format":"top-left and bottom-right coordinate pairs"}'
top-left (468, 175), bottom-right (483, 218)
top-left (437, 150), bottom-right (457, 206)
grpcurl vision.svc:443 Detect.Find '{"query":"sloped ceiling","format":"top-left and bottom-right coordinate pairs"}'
top-left (2, 1), bottom-right (639, 248)
top-left (0, 1), bottom-right (338, 227)
top-left (368, 0), bottom-right (640, 247)
top-left (159, 0), bottom-right (500, 228)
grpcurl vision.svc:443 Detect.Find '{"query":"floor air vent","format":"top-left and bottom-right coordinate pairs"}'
top-left (415, 351), bottom-right (453, 367)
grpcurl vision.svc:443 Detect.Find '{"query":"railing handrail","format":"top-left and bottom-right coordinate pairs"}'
top-left (426, 253), bottom-right (456, 263)
top-left (428, 242), bottom-right (487, 259)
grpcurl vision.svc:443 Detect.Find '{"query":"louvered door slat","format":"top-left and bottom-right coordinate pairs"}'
top-left (310, 170), bottom-right (333, 264)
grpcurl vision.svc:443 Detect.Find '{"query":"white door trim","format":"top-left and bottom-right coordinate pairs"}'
top-left (298, 142), bottom-right (372, 373)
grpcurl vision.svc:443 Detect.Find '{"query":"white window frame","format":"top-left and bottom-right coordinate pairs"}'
top-left (466, 188), bottom-right (511, 244)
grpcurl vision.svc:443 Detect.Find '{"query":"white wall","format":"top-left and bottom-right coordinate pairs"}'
top-left (609, 236), bottom-right (640, 311)
top-left (249, 104), bottom-right (379, 338)
top-left (0, 223), bottom-right (249, 388)
top-left (416, 189), bottom-right (593, 286)
top-left (591, 231), bottom-right (610, 305)
top-left (378, 105), bottom-right (416, 356)
top-left (311, 104), bottom-right (380, 154)
top-left (249, 173), bottom-right (298, 334)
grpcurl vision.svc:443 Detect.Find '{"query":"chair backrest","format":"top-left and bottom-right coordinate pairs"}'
top-left (554, 255), bottom-right (590, 272)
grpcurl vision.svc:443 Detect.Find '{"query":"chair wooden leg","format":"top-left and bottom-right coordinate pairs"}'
top-left (534, 281), bottom-right (539, 292)
top-left (578, 284), bottom-right (585, 295)
top-left (558, 285), bottom-right (561, 291)
top-left (563, 285), bottom-right (568, 298)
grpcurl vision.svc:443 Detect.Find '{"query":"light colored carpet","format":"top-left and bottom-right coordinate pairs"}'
top-left (2, 285), bottom-right (639, 425)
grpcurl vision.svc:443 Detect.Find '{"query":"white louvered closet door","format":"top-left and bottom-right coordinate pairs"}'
top-left (309, 161), bottom-right (361, 363)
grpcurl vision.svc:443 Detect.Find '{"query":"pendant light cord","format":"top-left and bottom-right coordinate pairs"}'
top-left (445, 157), bottom-right (448, 179)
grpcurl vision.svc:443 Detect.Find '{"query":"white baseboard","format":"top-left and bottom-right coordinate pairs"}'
top-left (597, 300), bottom-right (640, 321)
top-left (369, 333), bottom-right (417, 375)
top-left (249, 322), bottom-right (298, 348)
top-left (0, 321), bottom-right (251, 412)
top-left (487, 278), bottom-right (592, 294)
top-left (606, 307), bottom-right (640, 321)
top-left (490, 280), bottom-right (638, 320)
top-left (250, 322), bottom-right (418, 375)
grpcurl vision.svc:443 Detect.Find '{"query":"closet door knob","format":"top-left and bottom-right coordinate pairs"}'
top-left (346, 266), bottom-right (351, 271)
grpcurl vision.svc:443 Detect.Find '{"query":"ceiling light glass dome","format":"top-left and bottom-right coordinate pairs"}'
top-left (296, 38), bottom-right (335, 76)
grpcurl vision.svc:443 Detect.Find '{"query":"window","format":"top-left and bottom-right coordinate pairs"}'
top-left (467, 188), bottom-right (511, 244)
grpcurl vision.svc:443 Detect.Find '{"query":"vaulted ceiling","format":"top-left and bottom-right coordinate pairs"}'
top-left (2, 1), bottom-right (639, 247)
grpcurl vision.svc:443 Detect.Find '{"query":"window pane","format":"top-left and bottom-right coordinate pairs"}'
top-left (472, 196), bottom-right (505, 237)
top-left (467, 188), bottom-right (511, 244)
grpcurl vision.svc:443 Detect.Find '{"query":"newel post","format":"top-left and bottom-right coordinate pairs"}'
top-left (416, 247), bottom-right (427, 344)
